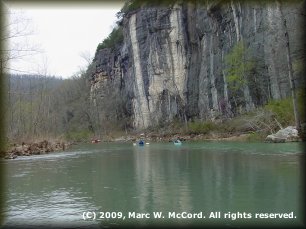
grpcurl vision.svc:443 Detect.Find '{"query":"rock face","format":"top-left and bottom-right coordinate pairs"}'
top-left (265, 126), bottom-right (300, 143)
top-left (90, 1), bottom-right (305, 130)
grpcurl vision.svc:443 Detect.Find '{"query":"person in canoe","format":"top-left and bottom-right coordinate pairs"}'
top-left (138, 140), bottom-right (145, 146)
top-left (91, 139), bottom-right (101, 143)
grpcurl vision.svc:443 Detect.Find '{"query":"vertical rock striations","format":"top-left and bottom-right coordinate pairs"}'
top-left (129, 14), bottom-right (151, 128)
top-left (90, 1), bottom-right (305, 130)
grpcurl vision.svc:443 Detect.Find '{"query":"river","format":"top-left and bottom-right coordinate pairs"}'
top-left (1, 141), bottom-right (304, 228)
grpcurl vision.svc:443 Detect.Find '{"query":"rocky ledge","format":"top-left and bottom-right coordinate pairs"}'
top-left (265, 126), bottom-right (300, 143)
top-left (3, 140), bottom-right (70, 159)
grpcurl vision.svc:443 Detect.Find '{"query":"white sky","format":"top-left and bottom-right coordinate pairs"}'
top-left (5, 2), bottom-right (124, 78)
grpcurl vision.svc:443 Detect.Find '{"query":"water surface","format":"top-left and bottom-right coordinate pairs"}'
top-left (1, 142), bottom-right (304, 227)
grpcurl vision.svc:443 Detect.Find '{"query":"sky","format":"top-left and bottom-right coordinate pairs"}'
top-left (5, 2), bottom-right (124, 78)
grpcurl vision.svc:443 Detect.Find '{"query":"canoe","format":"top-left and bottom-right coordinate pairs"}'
top-left (133, 140), bottom-right (149, 146)
top-left (138, 140), bottom-right (145, 146)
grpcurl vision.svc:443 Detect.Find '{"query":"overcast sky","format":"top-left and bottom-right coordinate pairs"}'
top-left (5, 2), bottom-right (124, 78)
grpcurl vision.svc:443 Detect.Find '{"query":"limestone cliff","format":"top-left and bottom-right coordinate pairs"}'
top-left (90, 1), bottom-right (305, 130)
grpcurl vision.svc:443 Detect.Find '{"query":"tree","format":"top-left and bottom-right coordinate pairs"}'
top-left (1, 7), bottom-right (40, 73)
top-left (225, 41), bottom-right (254, 111)
top-left (95, 25), bottom-right (123, 54)
top-left (1, 6), bottom-right (41, 145)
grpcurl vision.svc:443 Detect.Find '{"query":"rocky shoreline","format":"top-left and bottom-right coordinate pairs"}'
top-left (265, 126), bottom-right (300, 143)
top-left (110, 133), bottom-right (254, 143)
top-left (110, 134), bottom-right (302, 144)
top-left (2, 126), bottom-right (301, 160)
top-left (109, 134), bottom-right (240, 143)
top-left (110, 126), bottom-right (302, 144)
top-left (2, 140), bottom-right (71, 160)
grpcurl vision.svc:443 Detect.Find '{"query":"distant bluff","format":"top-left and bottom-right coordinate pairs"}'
top-left (88, 0), bottom-right (305, 130)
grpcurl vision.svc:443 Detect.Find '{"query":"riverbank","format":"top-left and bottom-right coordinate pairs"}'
top-left (107, 128), bottom-right (302, 143)
top-left (2, 140), bottom-right (71, 160)
top-left (2, 127), bottom-right (302, 160)
top-left (106, 131), bottom-right (264, 143)
top-left (0, 133), bottom-right (259, 160)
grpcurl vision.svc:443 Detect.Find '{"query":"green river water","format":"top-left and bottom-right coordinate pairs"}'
top-left (1, 141), bottom-right (304, 228)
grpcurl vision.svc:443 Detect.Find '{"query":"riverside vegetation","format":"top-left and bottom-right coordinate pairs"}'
top-left (2, 74), bottom-right (304, 160)
top-left (1, 0), bottom-right (305, 159)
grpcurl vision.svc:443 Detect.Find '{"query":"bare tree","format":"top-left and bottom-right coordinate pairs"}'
top-left (79, 50), bottom-right (93, 67)
top-left (1, 6), bottom-right (40, 73)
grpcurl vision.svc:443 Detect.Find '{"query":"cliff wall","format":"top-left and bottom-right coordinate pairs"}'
top-left (90, 1), bottom-right (305, 129)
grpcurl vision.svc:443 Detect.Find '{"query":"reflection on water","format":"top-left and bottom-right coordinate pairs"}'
top-left (2, 142), bottom-right (303, 227)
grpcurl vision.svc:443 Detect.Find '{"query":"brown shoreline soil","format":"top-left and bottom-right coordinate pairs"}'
top-left (2, 140), bottom-right (71, 160)
top-left (109, 132), bottom-right (258, 143)
top-left (108, 130), bottom-right (302, 143)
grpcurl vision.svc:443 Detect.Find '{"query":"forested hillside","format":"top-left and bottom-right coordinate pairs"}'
top-left (6, 74), bottom-right (93, 142)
